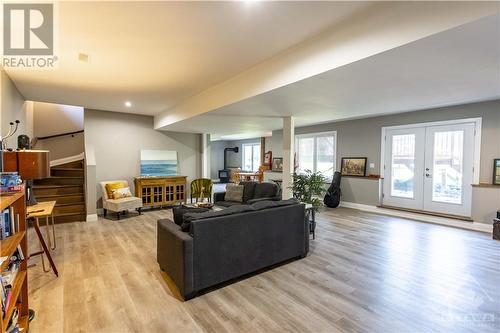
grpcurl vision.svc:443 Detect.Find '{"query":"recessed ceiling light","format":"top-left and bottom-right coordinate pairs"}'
top-left (78, 53), bottom-right (89, 62)
top-left (124, 101), bottom-right (132, 107)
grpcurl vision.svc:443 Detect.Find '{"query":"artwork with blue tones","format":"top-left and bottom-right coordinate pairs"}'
top-left (140, 150), bottom-right (178, 177)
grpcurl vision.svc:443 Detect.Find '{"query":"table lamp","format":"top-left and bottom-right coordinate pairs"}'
top-left (3, 150), bottom-right (50, 206)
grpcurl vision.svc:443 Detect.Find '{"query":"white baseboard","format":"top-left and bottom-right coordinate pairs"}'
top-left (339, 201), bottom-right (493, 233)
top-left (86, 214), bottom-right (98, 222)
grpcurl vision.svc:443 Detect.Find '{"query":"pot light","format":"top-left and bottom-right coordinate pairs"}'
top-left (124, 101), bottom-right (132, 107)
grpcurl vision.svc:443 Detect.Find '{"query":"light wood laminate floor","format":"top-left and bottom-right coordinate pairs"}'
top-left (27, 208), bottom-right (500, 333)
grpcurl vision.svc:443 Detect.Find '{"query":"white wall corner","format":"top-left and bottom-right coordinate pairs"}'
top-left (86, 214), bottom-right (98, 222)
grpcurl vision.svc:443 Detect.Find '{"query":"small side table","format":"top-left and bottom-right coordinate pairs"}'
top-left (304, 203), bottom-right (316, 240)
top-left (27, 201), bottom-right (58, 276)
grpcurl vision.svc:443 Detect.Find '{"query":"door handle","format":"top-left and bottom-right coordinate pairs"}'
top-left (425, 173), bottom-right (432, 178)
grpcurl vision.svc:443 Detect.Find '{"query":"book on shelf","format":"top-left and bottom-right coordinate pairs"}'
top-left (1, 248), bottom-right (23, 318)
top-left (0, 206), bottom-right (18, 241)
top-left (6, 307), bottom-right (19, 333)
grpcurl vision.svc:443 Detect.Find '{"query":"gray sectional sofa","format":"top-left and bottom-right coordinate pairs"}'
top-left (214, 181), bottom-right (281, 206)
top-left (157, 199), bottom-right (308, 300)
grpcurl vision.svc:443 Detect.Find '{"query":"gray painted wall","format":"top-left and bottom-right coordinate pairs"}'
top-left (32, 102), bottom-right (85, 160)
top-left (210, 140), bottom-right (229, 179)
top-left (34, 133), bottom-right (85, 161)
top-left (1, 70), bottom-right (33, 144)
top-left (225, 138), bottom-right (261, 170)
top-left (266, 100), bottom-right (500, 223)
top-left (84, 109), bottom-right (202, 207)
top-left (209, 138), bottom-right (262, 178)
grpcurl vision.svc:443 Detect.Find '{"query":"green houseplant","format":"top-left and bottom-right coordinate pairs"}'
top-left (290, 170), bottom-right (327, 212)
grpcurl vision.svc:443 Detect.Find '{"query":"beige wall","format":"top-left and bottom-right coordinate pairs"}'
top-left (266, 100), bottom-right (500, 223)
top-left (1, 70), bottom-right (33, 146)
top-left (35, 134), bottom-right (85, 161)
top-left (33, 102), bottom-right (83, 137)
top-left (32, 102), bottom-right (85, 160)
top-left (84, 109), bottom-right (201, 208)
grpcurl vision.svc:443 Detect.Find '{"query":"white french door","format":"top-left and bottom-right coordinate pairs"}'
top-left (383, 121), bottom-right (476, 217)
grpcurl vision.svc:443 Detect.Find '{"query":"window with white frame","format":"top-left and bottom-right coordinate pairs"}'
top-left (295, 132), bottom-right (337, 180)
top-left (242, 142), bottom-right (261, 172)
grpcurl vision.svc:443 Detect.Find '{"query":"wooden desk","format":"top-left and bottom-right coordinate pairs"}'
top-left (27, 201), bottom-right (58, 276)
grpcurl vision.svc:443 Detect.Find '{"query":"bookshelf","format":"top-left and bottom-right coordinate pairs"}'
top-left (0, 192), bottom-right (29, 333)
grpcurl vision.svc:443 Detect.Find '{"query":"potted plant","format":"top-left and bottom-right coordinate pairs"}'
top-left (290, 170), bottom-right (326, 212)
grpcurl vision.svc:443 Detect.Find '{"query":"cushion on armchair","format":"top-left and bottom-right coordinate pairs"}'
top-left (105, 182), bottom-right (125, 198)
top-left (111, 187), bottom-right (133, 199)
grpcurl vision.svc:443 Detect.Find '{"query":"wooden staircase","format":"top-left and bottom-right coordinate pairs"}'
top-left (33, 160), bottom-right (86, 223)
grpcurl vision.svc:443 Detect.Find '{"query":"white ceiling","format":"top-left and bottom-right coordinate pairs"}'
top-left (6, 1), bottom-right (370, 115)
top-left (164, 14), bottom-right (500, 140)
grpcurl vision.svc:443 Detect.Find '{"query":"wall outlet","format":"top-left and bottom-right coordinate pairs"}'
top-left (369, 163), bottom-right (375, 169)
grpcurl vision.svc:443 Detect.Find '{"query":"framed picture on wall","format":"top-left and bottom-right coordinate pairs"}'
top-left (272, 157), bottom-right (283, 172)
top-left (264, 151), bottom-right (272, 166)
top-left (340, 157), bottom-right (367, 177)
top-left (494, 159), bottom-right (500, 185)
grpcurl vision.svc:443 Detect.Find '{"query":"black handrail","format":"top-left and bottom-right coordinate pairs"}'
top-left (37, 130), bottom-right (84, 140)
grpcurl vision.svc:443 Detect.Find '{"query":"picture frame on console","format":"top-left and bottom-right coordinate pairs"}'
top-left (272, 157), bottom-right (283, 172)
top-left (340, 157), bottom-right (367, 177)
top-left (264, 151), bottom-right (272, 166)
top-left (493, 159), bottom-right (500, 185)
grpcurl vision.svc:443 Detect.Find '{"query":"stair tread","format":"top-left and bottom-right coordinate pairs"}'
top-left (54, 212), bottom-right (86, 217)
top-left (34, 185), bottom-right (83, 188)
top-left (55, 202), bottom-right (85, 206)
top-left (37, 194), bottom-right (84, 198)
top-left (51, 167), bottom-right (84, 171)
top-left (43, 176), bottom-right (84, 179)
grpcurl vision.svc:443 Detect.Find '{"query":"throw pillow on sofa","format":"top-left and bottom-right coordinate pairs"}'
top-left (224, 184), bottom-right (244, 202)
top-left (253, 182), bottom-right (278, 199)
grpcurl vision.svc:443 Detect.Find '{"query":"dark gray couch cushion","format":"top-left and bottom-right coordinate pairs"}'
top-left (215, 201), bottom-right (243, 208)
top-left (240, 181), bottom-right (257, 202)
top-left (254, 182), bottom-right (279, 199)
top-left (172, 205), bottom-right (210, 226)
top-left (181, 204), bottom-right (256, 232)
top-left (275, 198), bottom-right (300, 206)
top-left (251, 200), bottom-right (278, 210)
top-left (251, 198), bottom-right (299, 211)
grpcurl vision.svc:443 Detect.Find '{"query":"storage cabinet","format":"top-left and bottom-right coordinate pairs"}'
top-left (134, 176), bottom-right (187, 208)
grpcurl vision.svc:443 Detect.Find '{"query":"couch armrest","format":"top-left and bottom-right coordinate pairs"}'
top-left (214, 192), bottom-right (226, 203)
top-left (247, 196), bottom-right (281, 204)
top-left (157, 219), bottom-right (195, 299)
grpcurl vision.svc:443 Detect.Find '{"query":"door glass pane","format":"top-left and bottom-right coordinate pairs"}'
top-left (391, 134), bottom-right (415, 198)
top-left (252, 144), bottom-right (261, 171)
top-left (432, 131), bottom-right (464, 204)
top-left (316, 136), bottom-right (335, 179)
top-left (297, 137), bottom-right (314, 172)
